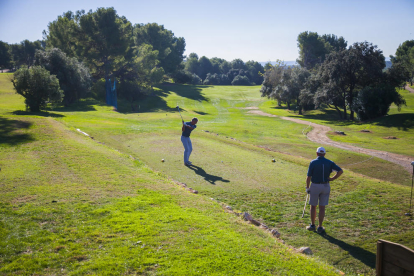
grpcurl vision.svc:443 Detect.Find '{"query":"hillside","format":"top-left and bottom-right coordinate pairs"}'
top-left (1, 74), bottom-right (413, 275)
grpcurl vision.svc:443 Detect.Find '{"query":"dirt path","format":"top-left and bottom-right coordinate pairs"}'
top-left (405, 85), bottom-right (414, 93)
top-left (247, 108), bottom-right (413, 172)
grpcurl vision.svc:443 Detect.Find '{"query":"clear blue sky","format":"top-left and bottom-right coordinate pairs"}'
top-left (0, 0), bottom-right (413, 62)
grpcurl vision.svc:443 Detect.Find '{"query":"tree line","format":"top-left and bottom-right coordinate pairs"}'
top-left (173, 54), bottom-right (265, 86)
top-left (261, 31), bottom-right (412, 120)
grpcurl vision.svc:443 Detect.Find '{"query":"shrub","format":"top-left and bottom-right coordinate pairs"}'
top-left (203, 73), bottom-right (221, 85)
top-left (12, 66), bottom-right (63, 112)
top-left (172, 70), bottom-right (193, 84)
top-left (34, 48), bottom-right (91, 106)
top-left (352, 85), bottom-right (406, 120)
top-left (191, 74), bottom-right (202, 85)
top-left (231, 75), bottom-right (251, 86)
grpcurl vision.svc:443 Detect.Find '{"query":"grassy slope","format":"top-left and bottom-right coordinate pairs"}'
top-left (1, 75), bottom-right (413, 275)
top-left (260, 87), bottom-right (414, 158)
top-left (0, 76), bottom-right (340, 275)
top-left (39, 83), bottom-right (414, 275)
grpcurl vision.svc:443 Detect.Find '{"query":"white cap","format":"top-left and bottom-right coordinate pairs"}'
top-left (316, 147), bottom-right (326, 154)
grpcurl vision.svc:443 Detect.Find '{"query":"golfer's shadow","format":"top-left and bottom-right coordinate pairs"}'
top-left (319, 233), bottom-right (376, 269)
top-left (187, 165), bottom-right (230, 185)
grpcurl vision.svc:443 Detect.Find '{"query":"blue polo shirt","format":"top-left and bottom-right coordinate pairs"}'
top-left (307, 156), bottom-right (342, 183)
top-left (182, 122), bottom-right (197, 137)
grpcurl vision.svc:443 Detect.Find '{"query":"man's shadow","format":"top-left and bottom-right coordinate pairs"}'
top-left (319, 233), bottom-right (376, 269)
top-left (187, 165), bottom-right (230, 185)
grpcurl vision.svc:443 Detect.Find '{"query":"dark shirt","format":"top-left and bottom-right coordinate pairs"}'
top-left (182, 122), bottom-right (197, 137)
top-left (307, 156), bottom-right (342, 183)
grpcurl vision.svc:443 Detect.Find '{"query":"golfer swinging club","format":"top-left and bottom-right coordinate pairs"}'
top-left (181, 117), bottom-right (198, 166)
top-left (306, 147), bottom-right (343, 233)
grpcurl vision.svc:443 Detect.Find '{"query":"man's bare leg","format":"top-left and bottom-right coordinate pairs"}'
top-left (318, 205), bottom-right (326, 227)
top-left (310, 205), bottom-right (317, 225)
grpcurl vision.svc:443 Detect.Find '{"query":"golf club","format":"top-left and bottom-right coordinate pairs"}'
top-left (405, 161), bottom-right (414, 216)
top-left (176, 105), bottom-right (184, 121)
top-left (302, 193), bottom-right (309, 218)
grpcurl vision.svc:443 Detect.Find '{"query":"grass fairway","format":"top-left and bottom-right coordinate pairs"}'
top-left (0, 76), bottom-right (340, 275)
top-left (1, 74), bottom-right (413, 275)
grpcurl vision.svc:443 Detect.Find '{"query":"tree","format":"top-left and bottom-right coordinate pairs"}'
top-left (231, 59), bottom-right (247, 70)
top-left (197, 56), bottom-right (213, 80)
top-left (279, 67), bottom-right (310, 114)
top-left (263, 62), bottom-right (273, 71)
top-left (43, 11), bottom-right (81, 57)
top-left (297, 31), bottom-right (330, 69)
top-left (203, 73), bottom-right (221, 85)
top-left (318, 42), bottom-right (386, 120)
top-left (246, 60), bottom-right (264, 85)
top-left (12, 66), bottom-right (63, 112)
top-left (231, 75), bottom-right (251, 86)
top-left (260, 61), bottom-right (286, 106)
top-left (321, 34), bottom-right (347, 51)
top-left (390, 40), bottom-right (414, 85)
top-left (134, 23), bottom-right (185, 74)
top-left (185, 53), bottom-right (199, 75)
top-left (34, 48), bottom-right (92, 106)
top-left (76, 8), bottom-right (133, 79)
top-left (10, 40), bottom-right (43, 68)
top-left (352, 84), bottom-right (406, 120)
top-left (0, 41), bottom-right (12, 71)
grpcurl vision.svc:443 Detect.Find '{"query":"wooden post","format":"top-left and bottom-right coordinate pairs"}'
top-left (376, 240), bottom-right (383, 276)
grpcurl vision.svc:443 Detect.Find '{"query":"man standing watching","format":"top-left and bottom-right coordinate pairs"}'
top-left (306, 147), bottom-right (343, 233)
top-left (181, 117), bottom-right (198, 166)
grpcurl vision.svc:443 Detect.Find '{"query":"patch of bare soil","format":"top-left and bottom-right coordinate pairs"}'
top-left (247, 108), bottom-right (413, 172)
top-left (383, 136), bottom-right (398, 139)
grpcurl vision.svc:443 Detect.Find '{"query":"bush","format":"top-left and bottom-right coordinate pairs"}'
top-left (191, 74), bottom-right (202, 85)
top-left (203, 73), bottom-right (221, 85)
top-left (34, 48), bottom-right (91, 106)
top-left (352, 85), bottom-right (406, 120)
top-left (12, 66), bottom-right (63, 112)
top-left (172, 70), bottom-right (193, 84)
top-left (231, 75), bottom-right (251, 86)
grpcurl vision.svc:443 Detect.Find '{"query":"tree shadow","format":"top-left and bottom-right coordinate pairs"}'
top-left (193, 110), bottom-right (209, 115)
top-left (319, 233), bottom-right (376, 269)
top-left (48, 99), bottom-right (99, 112)
top-left (373, 113), bottom-right (414, 131)
top-left (116, 89), bottom-right (177, 114)
top-left (159, 83), bottom-right (209, 102)
top-left (0, 117), bottom-right (35, 145)
top-left (11, 110), bottom-right (64, 118)
top-left (187, 165), bottom-right (230, 185)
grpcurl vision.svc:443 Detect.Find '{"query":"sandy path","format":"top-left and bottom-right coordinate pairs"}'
top-left (247, 108), bottom-right (413, 172)
top-left (405, 85), bottom-right (414, 93)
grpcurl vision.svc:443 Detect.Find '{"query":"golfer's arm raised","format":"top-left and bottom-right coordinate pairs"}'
top-left (328, 170), bottom-right (343, 181)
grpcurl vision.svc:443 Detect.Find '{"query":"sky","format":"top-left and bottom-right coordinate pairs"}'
top-left (0, 0), bottom-right (413, 62)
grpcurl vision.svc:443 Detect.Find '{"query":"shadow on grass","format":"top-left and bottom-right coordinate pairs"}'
top-left (0, 117), bottom-right (35, 145)
top-left (320, 233), bottom-right (376, 269)
top-left (48, 99), bottom-right (101, 112)
top-left (187, 165), bottom-right (230, 185)
top-left (193, 110), bottom-right (209, 115)
top-left (11, 110), bottom-right (64, 118)
top-left (373, 113), bottom-right (414, 131)
top-left (159, 84), bottom-right (209, 102)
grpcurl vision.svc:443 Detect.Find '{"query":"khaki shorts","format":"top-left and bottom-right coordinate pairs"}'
top-left (309, 183), bottom-right (330, 206)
